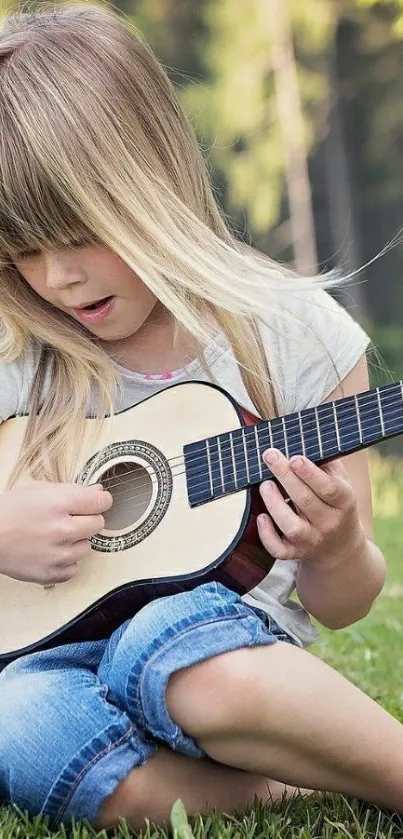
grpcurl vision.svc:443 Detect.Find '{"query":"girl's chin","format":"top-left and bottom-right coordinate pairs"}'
top-left (90, 325), bottom-right (142, 343)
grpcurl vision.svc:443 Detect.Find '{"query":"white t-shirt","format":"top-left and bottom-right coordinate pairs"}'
top-left (0, 287), bottom-right (370, 646)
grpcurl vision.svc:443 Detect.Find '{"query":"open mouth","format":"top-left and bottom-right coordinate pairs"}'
top-left (81, 295), bottom-right (113, 311)
top-left (73, 295), bottom-right (115, 323)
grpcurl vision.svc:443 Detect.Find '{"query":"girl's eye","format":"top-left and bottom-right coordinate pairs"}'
top-left (14, 238), bottom-right (94, 262)
top-left (70, 240), bottom-right (89, 249)
top-left (17, 241), bottom-right (86, 260)
top-left (11, 249), bottom-right (41, 262)
top-left (19, 250), bottom-right (40, 259)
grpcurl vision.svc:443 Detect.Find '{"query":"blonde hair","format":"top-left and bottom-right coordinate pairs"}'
top-left (0, 1), bottom-right (335, 484)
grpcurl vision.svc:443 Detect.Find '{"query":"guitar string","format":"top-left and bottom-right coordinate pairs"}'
top-left (96, 385), bottom-right (403, 483)
top-left (86, 391), bottom-right (403, 498)
top-left (88, 402), bottom-right (403, 518)
top-left (91, 393), bottom-right (403, 498)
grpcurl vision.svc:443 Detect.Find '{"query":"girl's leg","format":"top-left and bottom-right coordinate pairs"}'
top-left (96, 582), bottom-right (316, 829)
top-left (0, 650), bottom-right (156, 826)
top-left (166, 641), bottom-right (403, 813)
top-left (0, 643), bottom-right (308, 834)
top-left (96, 746), bottom-right (309, 831)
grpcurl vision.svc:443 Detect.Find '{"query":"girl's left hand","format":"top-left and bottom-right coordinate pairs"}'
top-left (257, 447), bottom-right (365, 565)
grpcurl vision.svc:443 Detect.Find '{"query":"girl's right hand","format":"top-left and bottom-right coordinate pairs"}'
top-left (0, 481), bottom-right (113, 585)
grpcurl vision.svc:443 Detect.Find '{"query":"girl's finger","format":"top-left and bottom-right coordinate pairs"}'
top-left (259, 480), bottom-right (311, 546)
top-left (289, 455), bottom-right (352, 510)
top-left (256, 512), bottom-right (298, 561)
top-left (263, 448), bottom-right (326, 522)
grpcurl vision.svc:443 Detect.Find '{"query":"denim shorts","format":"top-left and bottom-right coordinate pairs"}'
top-left (0, 581), bottom-right (294, 826)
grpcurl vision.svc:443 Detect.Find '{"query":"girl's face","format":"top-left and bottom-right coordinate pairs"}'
top-left (14, 243), bottom-right (158, 342)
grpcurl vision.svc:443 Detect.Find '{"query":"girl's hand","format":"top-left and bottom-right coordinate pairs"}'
top-left (257, 448), bottom-right (366, 565)
top-left (0, 481), bottom-right (113, 585)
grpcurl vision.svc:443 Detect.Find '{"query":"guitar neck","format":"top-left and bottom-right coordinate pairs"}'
top-left (185, 381), bottom-right (403, 507)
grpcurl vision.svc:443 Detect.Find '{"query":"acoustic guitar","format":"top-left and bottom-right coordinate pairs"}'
top-left (0, 378), bottom-right (401, 663)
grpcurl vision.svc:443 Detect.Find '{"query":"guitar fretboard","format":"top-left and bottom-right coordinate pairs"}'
top-left (184, 380), bottom-right (403, 507)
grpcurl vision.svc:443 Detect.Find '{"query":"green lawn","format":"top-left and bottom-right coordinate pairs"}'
top-left (1, 456), bottom-right (403, 838)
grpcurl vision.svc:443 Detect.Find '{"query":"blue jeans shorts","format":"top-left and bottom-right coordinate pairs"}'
top-left (0, 581), bottom-right (295, 826)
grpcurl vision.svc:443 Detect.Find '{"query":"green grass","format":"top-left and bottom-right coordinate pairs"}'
top-left (2, 454), bottom-right (403, 838)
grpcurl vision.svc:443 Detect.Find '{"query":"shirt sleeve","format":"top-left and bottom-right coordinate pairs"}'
top-left (0, 342), bottom-right (40, 422)
top-left (259, 287), bottom-right (371, 414)
top-left (0, 362), bottom-right (24, 421)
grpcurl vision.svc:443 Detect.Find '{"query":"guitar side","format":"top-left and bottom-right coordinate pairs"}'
top-left (0, 382), bottom-right (258, 661)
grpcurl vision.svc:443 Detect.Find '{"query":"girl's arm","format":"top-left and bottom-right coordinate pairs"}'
top-left (257, 354), bottom-right (387, 630)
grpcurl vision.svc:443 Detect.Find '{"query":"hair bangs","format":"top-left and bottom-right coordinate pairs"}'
top-left (0, 109), bottom-right (94, 263)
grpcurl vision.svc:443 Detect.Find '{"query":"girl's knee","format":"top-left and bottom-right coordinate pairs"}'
top-left (166, 646), bottom-right (268, 737)
top-left (167, 641), bottom-right (301, 738)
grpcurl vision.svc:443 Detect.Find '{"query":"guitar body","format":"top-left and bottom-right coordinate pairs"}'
top-left (3, 370), bottom-right (397, 663)
top-left (0, 382), bottom-right (271, 663)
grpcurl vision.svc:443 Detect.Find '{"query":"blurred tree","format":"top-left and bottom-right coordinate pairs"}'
top-left (334, 2), bottom-right (403, 323)
top-left (115, 0), bottom-right (403, 326)
top-left (268, 0), bottom-right (318, 274)
top-left (128, 0), bottom-right (208, 83)
top-left (358, 0), bottom-right (403, 35)
top-left (180, 0), bottom-right (333, 246)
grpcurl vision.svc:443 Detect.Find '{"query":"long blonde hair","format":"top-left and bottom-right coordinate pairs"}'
top-left (0, 1), bottom-right (334, 484)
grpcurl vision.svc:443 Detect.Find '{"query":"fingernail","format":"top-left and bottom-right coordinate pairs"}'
top-left (290, 456), bottom-right (304, 469)
top-left (260, 480), bottom-right (273, 495)
top-left (264, 448), bottom-right (280, 465)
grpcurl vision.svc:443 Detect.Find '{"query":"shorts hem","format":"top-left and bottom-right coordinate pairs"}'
top-left (44, 721), bottom-right (157, 826)
top-left (135, 611), bottom-right (280, 758)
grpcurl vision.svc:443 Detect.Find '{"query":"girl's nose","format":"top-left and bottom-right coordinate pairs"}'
top-left (44, 251), bottom-right (86, 290)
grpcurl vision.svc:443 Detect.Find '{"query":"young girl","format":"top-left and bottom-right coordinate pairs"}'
top-left (0, 2), bottom-right (402, 831)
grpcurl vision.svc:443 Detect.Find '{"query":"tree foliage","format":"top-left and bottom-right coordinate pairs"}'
top-left (180, 0), bottom-right (334, 233)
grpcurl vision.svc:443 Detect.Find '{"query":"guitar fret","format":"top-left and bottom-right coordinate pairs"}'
top-left (298, 412), bottom-right (306, 456)
top-left (358, 389), bottom-right (381, 444)
top-left (205, 439), bottom-right (214, 497)
top-left (355, 395), bottom-right (363, 443)
top-left (379, 383), bottom-right (403, 437)
top-left (300, 409), bottom-right (320, 459)
top-left (270, 416), bottom-right (287, 452)
top-left (316, 402), bottom-right (338, 456)
top-left (377, 387), bottom-right (385, 437)
top-left (281, 416), bottom-right (289, 457)
top-left (229, 431), bottom-right (238, 489)
top-left (335, 395), bottom-right (361, 451)
top-left (333, 402), bottom-right (341, 450)
top-left (314, 407), bottom-right (323, 458)
top-left (254, 425), bottom-right (263, 480)
top-left (241, 427), bottom-right (250, 484)
top-left (184, 379), bottom-right (403, 507)
top-left (217, 436), bottom-right (225, 493)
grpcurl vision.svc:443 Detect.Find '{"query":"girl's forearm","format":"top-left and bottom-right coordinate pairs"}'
top-left (295, 533), bottom-right (386, 629)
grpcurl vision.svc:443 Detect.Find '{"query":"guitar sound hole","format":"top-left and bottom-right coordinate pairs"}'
top-left (101, 461), bottom-right (154, 531)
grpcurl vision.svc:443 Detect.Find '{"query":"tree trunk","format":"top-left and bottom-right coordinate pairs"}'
top-left (324, 32), bottom-right (367, 318)
top-left (267, 0), bottom-right (318, 275)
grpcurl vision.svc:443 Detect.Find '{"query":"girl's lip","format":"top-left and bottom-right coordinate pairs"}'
top-left (73, 296), bottom-right (115, 324)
